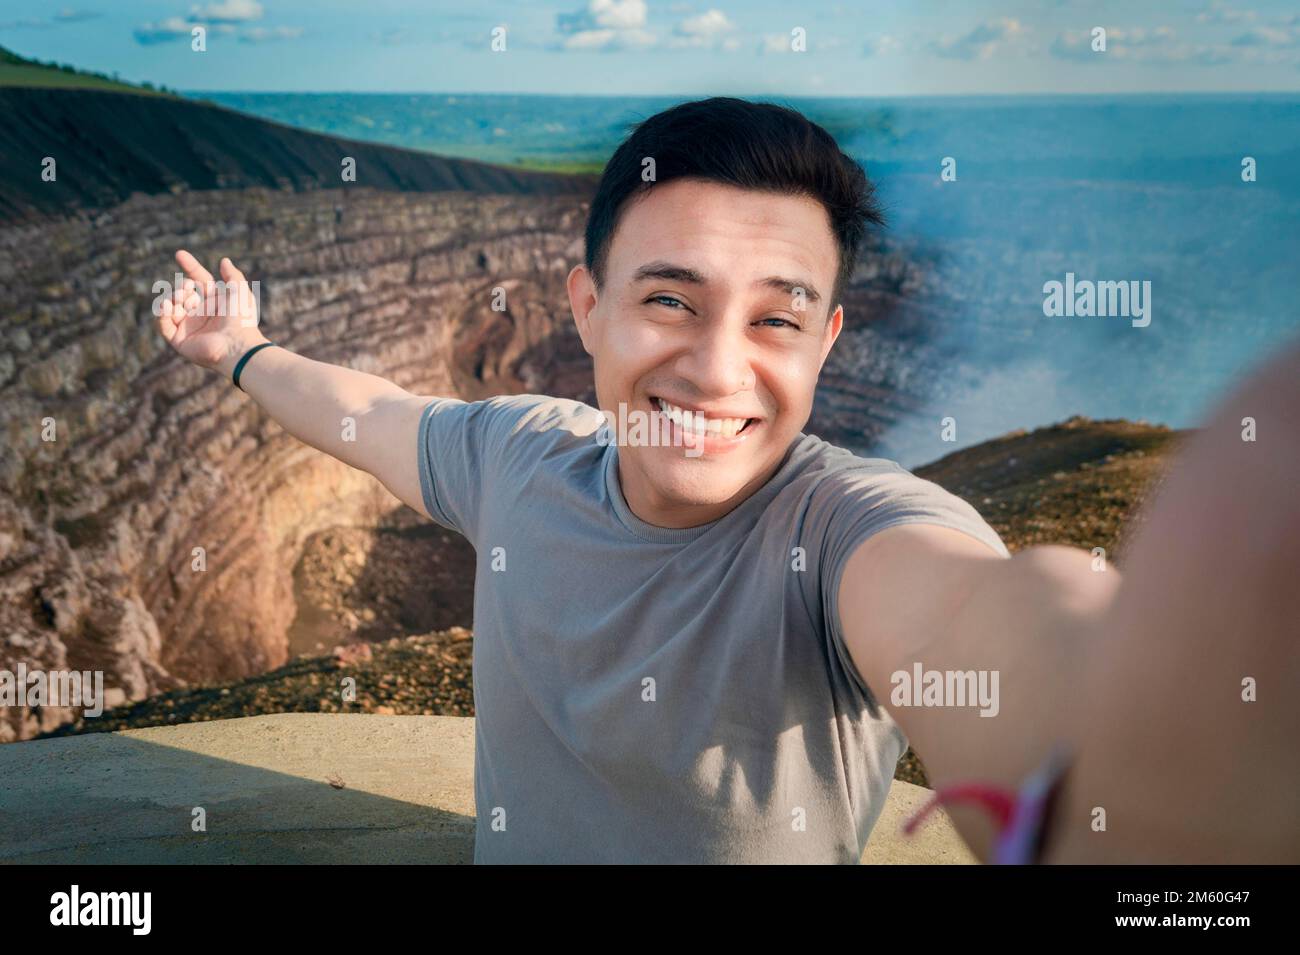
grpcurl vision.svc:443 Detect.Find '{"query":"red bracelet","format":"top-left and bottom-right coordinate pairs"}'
top-left (902, 743), bottom-right (1073, 864)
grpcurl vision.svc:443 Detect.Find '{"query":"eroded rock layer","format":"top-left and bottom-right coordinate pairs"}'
top-left (0, 186), bottom-right (595, 740)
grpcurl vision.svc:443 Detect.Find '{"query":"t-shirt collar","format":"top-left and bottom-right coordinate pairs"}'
top-left (602, 438), bottom-right (805, 544)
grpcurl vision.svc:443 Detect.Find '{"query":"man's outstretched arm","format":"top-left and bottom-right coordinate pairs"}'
top-left (839, 526), bottom-right (1117, 863)
top-left (157, 249), bottom-right (437, 520)
top-left (839, 339), bottom-right (1300, 864)
top-left (216, 336), bottom-right (435, 520)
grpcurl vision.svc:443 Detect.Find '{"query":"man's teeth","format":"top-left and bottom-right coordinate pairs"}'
top-left (654, 398), bottom-right (750, 437)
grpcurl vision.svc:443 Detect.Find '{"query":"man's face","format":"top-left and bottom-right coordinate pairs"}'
top-left (568, 177), bottom-right (844, 528)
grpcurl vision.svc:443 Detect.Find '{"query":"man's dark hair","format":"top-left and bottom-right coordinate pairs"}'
top-left (583, 96), bottom-right (884, 311)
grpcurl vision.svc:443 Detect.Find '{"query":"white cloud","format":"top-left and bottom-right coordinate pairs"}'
top-left (1050, 30), bottom-right (1097, 60)
top-left (1230, 25), bottom-right (1297, 47)
top-left (561, 27), bottom-right (655, 50)
top-left (0, 9), bottom-right (100, 29)
top-left (862, 34), bottom-right (900, 57)
top-left (133, 17), bottom-right (195, 44)
top-left (1120, 26), bottom-right (1177, 46)
top-left (1196, 2), bottom-right (1258, 25)
top-left (1051, 26), bottom-right (1180, 61)
top-left (557, 0), bottom-right (655, 51)
top-left (928, 18), bottom-right (1025, 60)
top-left (188, 1), bottom-right (263, 23)
top-left (558, 0), bottom-right (647, 33)
top-left (0, 7), bottom-right (98, 28)
top-left (239, 25), bottom-right (304, 43)
top-left (53, 9), bottom-right (101, 23)
top-left (1051, 23), bottom-right (1299, 65)
top-left (761, 33), bottom-right (792, 54)
top-left (596, 0), bottom-right (646, 30)
top-left (134, 3), bottom-right (302, 46)
top-left (678, 9), bottom-right (730, 37)
top-left (669, 9), bottom-right (734, 48)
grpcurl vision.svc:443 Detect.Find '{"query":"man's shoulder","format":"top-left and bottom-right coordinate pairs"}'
top-left (783, 431), bottom-right (997, 530)
top-left (432, 392), bottom-right (606, 443)
top-left (784, 431), bottom-right (913, 489)
top-left (783, 431), bottom-right (1009, 559)
top-left (486, 392), bottom-right (602, 431)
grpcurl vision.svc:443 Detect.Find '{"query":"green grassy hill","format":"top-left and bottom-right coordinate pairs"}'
top-left (0, 44), bottom-right (176, 96)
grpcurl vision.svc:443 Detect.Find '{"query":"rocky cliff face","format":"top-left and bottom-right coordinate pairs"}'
top-left (0, 185), bottom-right (601, 741)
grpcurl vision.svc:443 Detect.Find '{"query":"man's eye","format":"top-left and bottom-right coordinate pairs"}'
top-left (648, 295), bottom-right (686, 309)
top-left (757, 316), bottom-right (797, 328)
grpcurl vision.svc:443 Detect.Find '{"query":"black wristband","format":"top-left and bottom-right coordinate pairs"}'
top-left (233, 342), bottom-right (276, 391)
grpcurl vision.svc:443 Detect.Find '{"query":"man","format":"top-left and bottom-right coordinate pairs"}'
top-left (157, 97), bottom-right (1298, 864)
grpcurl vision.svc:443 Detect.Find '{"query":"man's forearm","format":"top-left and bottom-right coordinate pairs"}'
top-left (215, 336), bottom-right (414, 473)
top-left (871, 542), bottom-right (1117, 863)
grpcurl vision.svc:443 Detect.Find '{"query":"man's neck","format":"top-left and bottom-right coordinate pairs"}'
top-left (615, 443), bottom-right (794, 529)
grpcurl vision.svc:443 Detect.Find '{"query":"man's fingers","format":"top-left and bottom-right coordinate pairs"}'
top-left (219, 256), bottom-right (246, 285)
top-left (158, 297), bottom-right (177, 336)
top-left (172, 251), bottom-right (251, 323)
top-left (175, 249), bottom-right (215, 290)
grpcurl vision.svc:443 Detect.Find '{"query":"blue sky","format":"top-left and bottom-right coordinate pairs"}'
top-left (4, 0), bottom-right (1300, 95)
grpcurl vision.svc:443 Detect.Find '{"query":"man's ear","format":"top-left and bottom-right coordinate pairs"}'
top-left (819, 303), bottom-right (844, 371)
top-left (567, 264), bottom-right (599, 357)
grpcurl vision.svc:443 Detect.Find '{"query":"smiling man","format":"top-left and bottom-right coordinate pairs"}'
top-left (577, 171), bottom-right (847, 529)
top-left (158, 97), bottom-right (1299, 865)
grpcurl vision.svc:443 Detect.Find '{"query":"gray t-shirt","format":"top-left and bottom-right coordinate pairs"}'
top-left (417, 393), bottom-right (1008, 863)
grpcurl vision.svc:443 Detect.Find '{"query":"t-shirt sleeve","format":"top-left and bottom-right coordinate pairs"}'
top-left (416, 392), bottom-right (604, 544)
top-left (417, 397), bottom-right (491, 539)
top-left (805, 460), bottom-right (1010, 708)
top-left (415, 394), bottom-right (546, 541)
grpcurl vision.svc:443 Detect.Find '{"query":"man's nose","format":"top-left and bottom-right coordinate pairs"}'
top-left (676, 317), bottom-right (754, 397)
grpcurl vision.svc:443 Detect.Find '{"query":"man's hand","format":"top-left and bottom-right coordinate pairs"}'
top-left (153, 248), bottom-right (441, 520)
top-left (156, 249), bottom-right (268, 376)
top-left (1039, 338), bottom-right (1300, 864)
top-left (840, 338), bottom-right (1300, 864)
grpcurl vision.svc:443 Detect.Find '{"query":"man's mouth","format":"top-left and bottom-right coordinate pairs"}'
top-left (651, 396), bottom-right (758, 438)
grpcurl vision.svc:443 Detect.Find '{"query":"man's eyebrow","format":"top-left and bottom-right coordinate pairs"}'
top-left (631, 261), bottom-right (707, 285)
top-left (758, 275), bottom-right (821, 303)
top-left (632, 261), bottom-right (822, 304)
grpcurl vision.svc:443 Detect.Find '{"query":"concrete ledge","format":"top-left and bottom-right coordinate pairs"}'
top-left (0, 713), bottom-right (975, 864)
